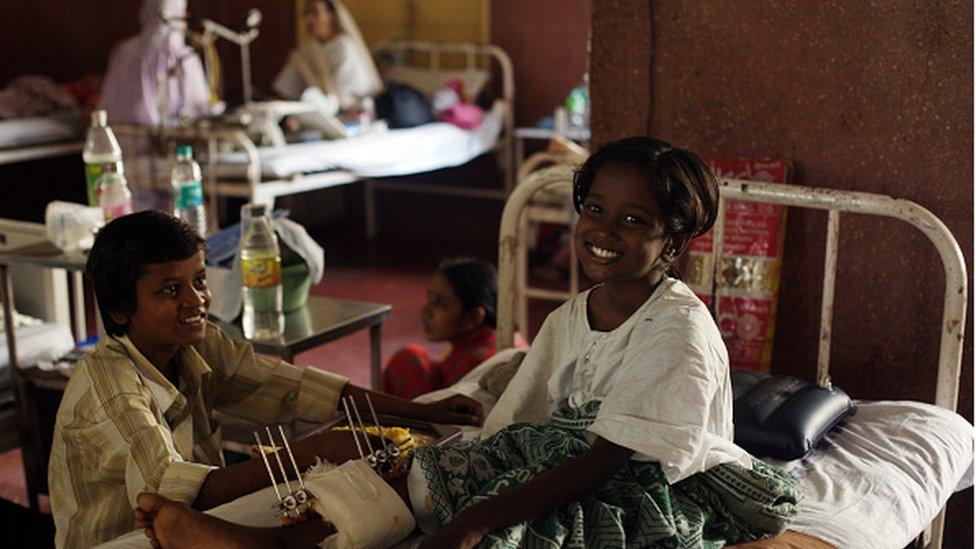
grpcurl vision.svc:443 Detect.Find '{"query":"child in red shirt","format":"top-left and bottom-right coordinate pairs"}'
top-left (383, 259), bottom-right (499, 399)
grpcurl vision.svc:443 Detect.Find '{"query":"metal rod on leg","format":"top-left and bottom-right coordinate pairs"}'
top-left (278, 425), bottom-right (305, 489)
top-left (341, 397), bottom-right (366, 459)
top-left (254, 431), bottom-right (284, 503)
top-left (265, 426), bottom-right (293, 493)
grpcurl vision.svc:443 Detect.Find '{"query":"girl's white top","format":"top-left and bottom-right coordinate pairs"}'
top-left (483, 277), bottom-right (752, 483)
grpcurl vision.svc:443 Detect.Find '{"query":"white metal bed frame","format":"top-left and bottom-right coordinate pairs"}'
top-left (363, 40), bottom-right (517, 223)
top-left (495, 166), bottom-right (968, 549)
top-left (113, 40), bottom-right (515, 238)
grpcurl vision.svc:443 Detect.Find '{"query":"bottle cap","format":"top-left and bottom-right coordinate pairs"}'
top-left (91, 110), bottom-right (107, 127)
top-left (245, 203), bottom-right (267, 217)
top-left (176, 145), bottom-right (193, 158)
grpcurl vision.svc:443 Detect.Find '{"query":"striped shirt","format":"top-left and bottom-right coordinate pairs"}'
top-left (48, 322), bottom-right (347, 548)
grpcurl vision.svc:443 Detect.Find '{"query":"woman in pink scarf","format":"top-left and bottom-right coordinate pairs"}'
top-left (99, 0), bottom-right (220, 126)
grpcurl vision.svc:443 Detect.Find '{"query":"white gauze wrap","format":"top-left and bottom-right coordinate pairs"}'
top-left (305, 459), bottom-right (416, 549)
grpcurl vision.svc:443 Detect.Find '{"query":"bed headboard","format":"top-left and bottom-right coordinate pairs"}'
top-left (372, 40), bottom-right (515, 191)
top-left (497, 167), bottom-right (968, 414)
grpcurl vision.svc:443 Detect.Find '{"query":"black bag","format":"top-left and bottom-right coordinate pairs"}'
top-left (731, 370), bottom-right (854, 460)
top-left (375, 81), bottom-right (435, 128)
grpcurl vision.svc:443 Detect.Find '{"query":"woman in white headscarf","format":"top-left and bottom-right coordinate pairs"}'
top-left (99, 0), bottom-right (221, 125)
top-left (273, 0), bottom-right (382, 111)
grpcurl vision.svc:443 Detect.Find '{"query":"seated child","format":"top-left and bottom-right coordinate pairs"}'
top-left (47, 211), bottom-right (483, 549)
top-left (382, 258), bottom-right (502, 399)
top-left (133, 137), bottom-right (799, 549)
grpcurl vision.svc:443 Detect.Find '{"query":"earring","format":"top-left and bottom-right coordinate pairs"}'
top-left (663, 249), bottom-right (677, 263)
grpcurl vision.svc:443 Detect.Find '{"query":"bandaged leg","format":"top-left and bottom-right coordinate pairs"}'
top-left (306, 459), bottom-right (416, 549)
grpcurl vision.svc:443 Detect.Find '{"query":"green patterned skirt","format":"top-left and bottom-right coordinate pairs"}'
top-left (412, 401), bottom-right (799, 548)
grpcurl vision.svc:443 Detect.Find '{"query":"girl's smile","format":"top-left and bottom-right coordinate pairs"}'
top-left (574, 162), bottom-right (671, 288)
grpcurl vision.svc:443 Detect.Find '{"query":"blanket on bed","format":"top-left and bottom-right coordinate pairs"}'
top-left (414, 400), bottom-right (799, 548)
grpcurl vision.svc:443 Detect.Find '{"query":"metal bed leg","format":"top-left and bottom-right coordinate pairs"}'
top-left (1, 265), bottom-right (40, 511)
top-left (369, 323), bottom-right (382, 390)
top-left (917, 507), bottom-right (945, 548)
top-left (70, 270), bottom-right (86, 344)
top-left (364, 180), bottom-right (377, 239)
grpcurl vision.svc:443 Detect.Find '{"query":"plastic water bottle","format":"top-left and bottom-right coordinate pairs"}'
top-left (83, 110), bottom-right (123, 207)
top-left (240, 204), bottom-right (284, 340)
top-left (171, 145), bottom-right (207, 236)
top-left (98, 163), bottom-right (133, 222)
top-left (565, 84), bottom-right (589, 129)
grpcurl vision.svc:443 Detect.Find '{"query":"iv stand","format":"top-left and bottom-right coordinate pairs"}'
top-left (200, 9), bottom-right (263, 105)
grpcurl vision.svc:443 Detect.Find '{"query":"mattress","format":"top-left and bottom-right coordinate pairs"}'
top-left (0, 321), bottom-right (75, 372)
top-left (214, 108), bottom-right (504, 180)
top-left (767, 400), bottom-right (973, 549)
top-left (96, 370), bottom-right (974, 549)
top-left (0, 112), bottom-right (81, 150)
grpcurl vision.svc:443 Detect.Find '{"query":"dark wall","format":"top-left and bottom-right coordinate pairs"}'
top-left (0, 1), bottom-right (141, 84)
top-left (592, 0), bottom-right (973, 545)
top-left (0, 1), bottom-right (295, 101)
top-left (491, 0), bottom-right (591, 127)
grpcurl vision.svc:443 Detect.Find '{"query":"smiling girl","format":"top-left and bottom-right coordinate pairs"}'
top-left (409, 136), bottom-right (800, 547)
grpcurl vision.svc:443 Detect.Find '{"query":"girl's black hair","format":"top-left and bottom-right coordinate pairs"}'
top-left (438, 258), bottom-right (497, 329)
top-left (85, 210), bottom-right (206, 337)
top-left (572, 136), bottom-right (719, 276)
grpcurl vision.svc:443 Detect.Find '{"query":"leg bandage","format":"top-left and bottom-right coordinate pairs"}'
top-left (306, 459), bottom-right (416, 549)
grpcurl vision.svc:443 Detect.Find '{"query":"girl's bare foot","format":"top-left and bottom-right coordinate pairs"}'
top-left (136, 492), bottom-right (333, 548)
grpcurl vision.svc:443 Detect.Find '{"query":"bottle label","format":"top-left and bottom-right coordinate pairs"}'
top-left (85, 163), bottom-right (103, 207)
top-left (103, 200), bottom-right (133, 222)
top-left (241, 257), bottom-right (281, 288)
top-left (176, 181), bottom-right (204, 209)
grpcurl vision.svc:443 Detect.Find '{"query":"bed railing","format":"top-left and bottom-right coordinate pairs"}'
top-left (371, 40), bottom-right (516, 196)
top-left (112, 123), bottom-right (261, 232)
top-left (498, 168), bottom-right (968, 548)
top-left (496, 167), bottom-right (967, 549)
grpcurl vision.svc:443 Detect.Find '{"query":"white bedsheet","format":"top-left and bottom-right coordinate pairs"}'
top-left (0, 113), bottom-right (80, 150)
top-left (214, 109), bottom-right (503, 180)
top-left (0, 321), bottom-right (74, 371)
top-left (768, 400), bottom-right (973, 549)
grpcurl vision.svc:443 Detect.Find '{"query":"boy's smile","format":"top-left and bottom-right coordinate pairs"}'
top-left (110, 250), bottom-right (211, 372)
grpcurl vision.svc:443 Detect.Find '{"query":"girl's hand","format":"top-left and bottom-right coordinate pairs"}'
top-left (419, 394), bottom-right (484, 425)
top-left (419, 514), bottom-right (488, 549)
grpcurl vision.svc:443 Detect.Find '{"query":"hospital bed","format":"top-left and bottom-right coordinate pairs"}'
top-left (489, 166), bottom-right (972, 549)
top-left (0, 112), bottom-right (83, 166)
top-left (115, 40), bottom-right (515, 237)
top-left (100, 168), bottom-right (971, 548)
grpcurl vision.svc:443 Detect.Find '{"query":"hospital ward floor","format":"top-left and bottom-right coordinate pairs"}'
top-left (0, 214), bottom-right (565, 545)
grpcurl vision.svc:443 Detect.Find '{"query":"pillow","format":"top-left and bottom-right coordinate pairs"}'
top-left (478, 351), bottom-right (526, 397)
top-left (382, 65), bottom-right (491, 102)
top-left (374, 82), bottom-right (435, 129)
top-left (731, 370), bottom-right (854, 460)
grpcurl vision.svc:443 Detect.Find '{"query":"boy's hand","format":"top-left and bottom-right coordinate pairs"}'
top-left (419, 395), bottom-right (484, 425)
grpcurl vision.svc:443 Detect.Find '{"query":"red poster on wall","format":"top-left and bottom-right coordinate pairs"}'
top-left (686, 159), bottom-right (791, 372)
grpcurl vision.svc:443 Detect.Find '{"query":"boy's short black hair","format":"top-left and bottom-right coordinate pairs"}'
top-left (572, 136), bottom-right (720, 251)
top-left (86, 211), bottom-right (206, 337)
top-left (438, 258), bottom-right (498, 329)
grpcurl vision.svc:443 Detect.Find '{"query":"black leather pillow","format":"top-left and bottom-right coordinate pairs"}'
top-left (375, 81), bottom-right (435, 128)
top-left (731, 370), bottom-right (854, 460)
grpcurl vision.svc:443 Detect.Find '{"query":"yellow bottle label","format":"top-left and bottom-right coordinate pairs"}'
top-left (241, 257), bottom-right (281, 288)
